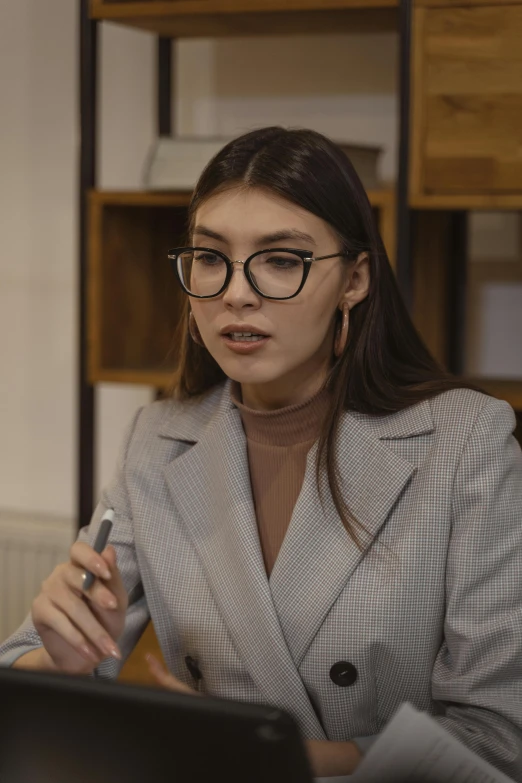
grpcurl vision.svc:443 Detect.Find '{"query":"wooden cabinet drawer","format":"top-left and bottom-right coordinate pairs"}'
top-left (411, 1), bottom-right (522, 198)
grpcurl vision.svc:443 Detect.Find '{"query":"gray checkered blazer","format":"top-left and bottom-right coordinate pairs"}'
top-left (2, 380), bottom-right (522, 780)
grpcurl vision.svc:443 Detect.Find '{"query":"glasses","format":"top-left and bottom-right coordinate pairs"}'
top-left (167, 246), bottom-right (351, 300)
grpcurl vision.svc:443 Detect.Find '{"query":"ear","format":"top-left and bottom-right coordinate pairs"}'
top-left (339, 252), bottom-right (370, 310)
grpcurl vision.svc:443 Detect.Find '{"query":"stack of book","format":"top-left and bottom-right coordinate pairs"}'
top-left (143, 136), bottom-right (382, 192)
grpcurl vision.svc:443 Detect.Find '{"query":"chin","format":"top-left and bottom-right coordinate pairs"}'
top-left (224, 367), bottom-right (283, 386)
top-left (217, 357), bottom-right (285, 387)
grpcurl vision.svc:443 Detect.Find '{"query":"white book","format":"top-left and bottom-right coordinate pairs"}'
top-left (143, 137), bottom-right (233, 191)
top-left (143, 136), bottom-right (382, 192)
top-left (315, 703), bottom-right (515, 783)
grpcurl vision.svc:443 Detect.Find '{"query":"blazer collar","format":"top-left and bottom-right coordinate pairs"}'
top-left (159, 379), bottom-right (435, 443)
top-left (158, 381), bottom-right (234, 443)
top-left (159, 380), bottom-right (433, 735)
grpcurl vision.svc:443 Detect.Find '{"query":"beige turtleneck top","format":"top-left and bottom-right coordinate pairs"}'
top-left (230, 381), bottom-right (330, 576)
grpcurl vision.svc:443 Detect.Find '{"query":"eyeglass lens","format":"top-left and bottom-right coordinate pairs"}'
top-left (177, 249), bottom-right (305, 298)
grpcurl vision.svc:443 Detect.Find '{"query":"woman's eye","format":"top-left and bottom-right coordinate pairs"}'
top-left (194, 253), bottom-right (221, 265)
top-left (267, 256), bottom-right (300, 269)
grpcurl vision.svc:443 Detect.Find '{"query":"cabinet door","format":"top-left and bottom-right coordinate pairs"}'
top-left (410, 1), bottom-right (522, 197)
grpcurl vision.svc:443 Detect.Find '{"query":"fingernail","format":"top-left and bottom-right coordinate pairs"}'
top-left (103, 639), bottom-right (121, 659)
top-left (96, 562), bottom-right (111, 580)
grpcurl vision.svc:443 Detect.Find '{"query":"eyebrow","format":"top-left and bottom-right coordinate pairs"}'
top-left (192, 224), bottom-right (316, 247)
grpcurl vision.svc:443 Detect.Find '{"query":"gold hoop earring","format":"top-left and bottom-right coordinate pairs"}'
top-left (188, 311), bottom-right (204, 347)
top-left (334, 302), bottom-right (349, 358)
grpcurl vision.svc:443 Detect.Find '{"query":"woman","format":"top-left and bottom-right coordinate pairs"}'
top-left (1, 127), bottom-right (521, 781)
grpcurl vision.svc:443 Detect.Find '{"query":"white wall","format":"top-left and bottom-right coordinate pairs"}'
top-left (0, 4), bottom-right (155, 521)
top-left (0, 0), bottom-right (78, 519)
top-left (0, 6), bottom-right (519, 528)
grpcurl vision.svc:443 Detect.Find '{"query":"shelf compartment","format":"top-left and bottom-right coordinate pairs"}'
top-left (89, 0), bottom-right (398, 36)
top-left (87, 187), bottom-right (396, 388)
top-left (88, 191), bottom-right (191, 387)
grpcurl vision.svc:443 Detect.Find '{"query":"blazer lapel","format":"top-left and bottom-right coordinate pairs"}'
top-left (269, 402), bottom-right (433, 667)
top-left (161, 386), bottom-right (326, 738)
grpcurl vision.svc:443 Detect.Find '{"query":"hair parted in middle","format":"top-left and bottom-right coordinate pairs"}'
top-left (167, 126), bottom-right (477, 550)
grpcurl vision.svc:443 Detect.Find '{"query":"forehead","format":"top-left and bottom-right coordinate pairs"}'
top-left (193, 186), bottom-right (336, 244)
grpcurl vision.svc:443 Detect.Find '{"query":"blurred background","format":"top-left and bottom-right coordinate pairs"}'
top-left (1, 0), bottom-right (521, 647)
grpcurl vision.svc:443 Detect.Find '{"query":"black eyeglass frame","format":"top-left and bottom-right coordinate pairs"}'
top-left (167, 246), bottom-right (353, 301)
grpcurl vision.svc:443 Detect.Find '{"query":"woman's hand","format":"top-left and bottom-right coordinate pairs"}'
top-left (146, 653), bottom-right (200, 695)
top-left (305, 738), bottom-right (362, 778)
top-left (20, 540), bottom-right (128, 675)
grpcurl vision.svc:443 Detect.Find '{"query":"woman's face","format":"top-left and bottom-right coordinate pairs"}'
top-left (190, 186), bottom-right (369, 408)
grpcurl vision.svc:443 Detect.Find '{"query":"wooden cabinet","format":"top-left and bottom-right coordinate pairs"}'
top-left (411, 0), bottom-right (522, 200)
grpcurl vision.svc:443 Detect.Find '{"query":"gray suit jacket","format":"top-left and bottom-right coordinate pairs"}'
top-left (2, 381), bottom-right (522, 780)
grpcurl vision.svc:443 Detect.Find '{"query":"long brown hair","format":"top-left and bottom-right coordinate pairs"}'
top-left (168, 126), bottom-right (476, 549)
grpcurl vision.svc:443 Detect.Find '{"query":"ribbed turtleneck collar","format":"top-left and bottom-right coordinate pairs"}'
top-left (230, 380), bottom-right (330, 446)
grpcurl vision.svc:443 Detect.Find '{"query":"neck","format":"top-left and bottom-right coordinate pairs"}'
top-left (240, 363), bottom-right (330, 411)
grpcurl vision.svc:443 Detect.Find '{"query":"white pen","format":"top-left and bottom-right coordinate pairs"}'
top-left (82, 508), bottom-right (115, 591)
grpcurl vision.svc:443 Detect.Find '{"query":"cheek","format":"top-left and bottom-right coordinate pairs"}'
top-left (277, 303), bottom-right (337, 357)
top-left (190, 301), bottom-right (221, 336)
top-left (294, 296), bottom-right (336, 333)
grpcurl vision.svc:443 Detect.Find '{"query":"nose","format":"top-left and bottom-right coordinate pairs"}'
top-left (222, 261), bottom-right (260, 309)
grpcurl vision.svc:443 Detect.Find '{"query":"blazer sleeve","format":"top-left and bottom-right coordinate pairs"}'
top-left (431, 396), bottom-right (522, 782)
top-left (0, 407), bottom-right (150, 677)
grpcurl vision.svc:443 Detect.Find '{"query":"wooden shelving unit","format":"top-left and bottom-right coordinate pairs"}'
top-left (79, 0), bottom-right (522, 531)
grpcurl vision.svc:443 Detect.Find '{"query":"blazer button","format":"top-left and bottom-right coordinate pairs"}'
top-left (184, 655), bottom-right (202, 682)
top-left (329, 661), bottom-right (358, 687)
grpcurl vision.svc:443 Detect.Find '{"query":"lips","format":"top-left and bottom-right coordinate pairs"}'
top-left (219, 324), bottom-right (270, 337)
top-left (220, 333), bottom-right (270, 354)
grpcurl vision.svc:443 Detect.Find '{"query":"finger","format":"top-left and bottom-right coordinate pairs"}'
top-left (70, 541), bottom-right (112, 581)
top-left (98, 545), bottom-right (128, 609)
top-left (47, 588), bottom-right (122, 660)
top-left (62, 563), bottom-right (118, 612)
top-left (32, 594), bottom-right (102, 664)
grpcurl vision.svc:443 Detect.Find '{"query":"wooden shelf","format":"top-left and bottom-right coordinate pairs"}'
top-left (87, 187), bottom-right (396, 387)
top-left (415, 0), bottom-right (522, 7)
top-left (89, 0), bottom-right (398, 37)
top-left (410, 194), bottom-right (522, 211)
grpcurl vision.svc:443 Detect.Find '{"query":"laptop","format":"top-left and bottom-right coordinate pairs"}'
top-left (0, 666), bottom-right (314, 783)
